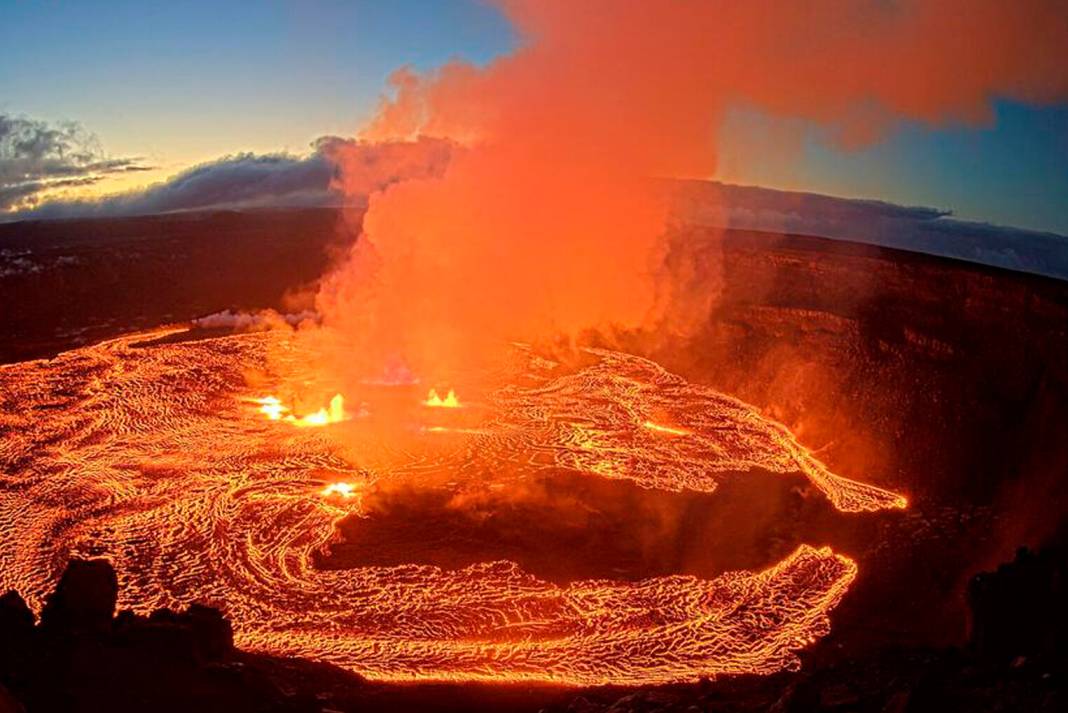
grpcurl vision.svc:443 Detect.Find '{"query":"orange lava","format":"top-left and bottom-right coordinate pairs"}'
top-left (0, 328), bottom-right (903, 684)
top-left (643, 420), bottom-right (691, 436)
top-left (424, 388), bottom-right (461, 408)
top-left (321, 482), bottom-right (360, 499)
top-left (253, 393), bottom-right (349, 427)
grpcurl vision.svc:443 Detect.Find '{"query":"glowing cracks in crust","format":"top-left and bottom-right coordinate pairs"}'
top-left (424, 426), bottom-right (489, 435)
top-left (255, 393), bottom-right (349, 427)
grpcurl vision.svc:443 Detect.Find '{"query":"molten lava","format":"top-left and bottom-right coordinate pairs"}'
top-left (643, 421), bottom-right (691, 437)
top-left (0, 327), bottom-right (904, 684)
top-left (321, 482), bottom-right (360, 499)
top-left (254, 393), bottom-right (349, 427)
top-left (424, 388), bottom-right (461, 408)
top-left (256, 395), bottom-right (288, 420)
top-left (293, 393), bottom-right (348, 427)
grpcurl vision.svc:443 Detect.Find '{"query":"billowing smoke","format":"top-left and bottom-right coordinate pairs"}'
top-left (314, 0), bottom-right (1068, 387)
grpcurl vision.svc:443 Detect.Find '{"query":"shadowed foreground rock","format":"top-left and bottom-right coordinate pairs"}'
top-left (2, 548), bottom-right (1067, 712)
top-left (0, 559), bottom-right (562, 713)
top-left (0, 559), bottom-right (322, 713)
top-left (37, 559), bottom-right (117, 635)
top-left (969, 546), bottom-right (1068, 664)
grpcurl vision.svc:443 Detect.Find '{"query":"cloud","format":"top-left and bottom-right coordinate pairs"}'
top-left (0, 114), bottom-right (151, 212)
top-left (191, 309), bottom-right (317, 331)
top-left (10, 135), bottom-right (453, 221)
top-left (5, 113), bottom-right (1061, 280)
top-left (673, 180), bottom-right (1068, 280)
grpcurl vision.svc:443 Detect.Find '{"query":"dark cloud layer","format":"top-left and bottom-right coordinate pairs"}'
top-left (12, 136), bottom-right (452, 220)
top-left (5, 130), bottom-right (1063, 280)
top-left (0, 114), bottom-right (151, 211)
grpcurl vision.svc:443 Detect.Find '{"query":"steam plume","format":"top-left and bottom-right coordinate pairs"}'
top-left (316, 0), bottom-right (1068, 384)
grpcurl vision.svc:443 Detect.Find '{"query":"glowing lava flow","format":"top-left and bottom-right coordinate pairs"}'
top-left (643, 420), bottom-right (691, 436)
top-left (0, 328), bottom-right (903, 685)
top-left (321, 482), bottom-right (360, 499)
top-left (488, 348), bottom-right (907, 513)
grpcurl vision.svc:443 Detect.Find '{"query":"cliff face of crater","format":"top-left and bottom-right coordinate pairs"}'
top-left (683, 228), bottom-right (1067, 514)
top-left (647, 228), bottom-right (1068, 650)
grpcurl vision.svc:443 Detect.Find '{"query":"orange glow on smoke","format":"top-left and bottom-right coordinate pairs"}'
top-left (315, 0), bottom-right (1068, 394)
top-left (38, 0), bottom-right (1068, 686)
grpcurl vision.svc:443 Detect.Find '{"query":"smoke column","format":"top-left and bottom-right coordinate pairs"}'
top-left (315, 0), bottom-right (1068, 387)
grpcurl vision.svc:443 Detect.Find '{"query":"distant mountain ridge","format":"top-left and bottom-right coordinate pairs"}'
top-left (4, 172), bottom-right (1065, 281)
top-left (671, 180), bottom-right (1068, 281)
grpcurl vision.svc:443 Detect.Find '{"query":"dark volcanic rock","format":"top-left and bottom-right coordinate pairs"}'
top-left (139, 603), bottom-right (234, 662)
top-left (0, 683), bottom-right (25, 713)
top-left (0, 591), bottom-right (34, 639)
top-left (0, 208), bottom-right (349, 364)
top-left (38, 558), bottom-right (117, 634)
top-left (0, 591), bottom-right (35, 674)
top-left (184, 603), bottom-right (235, 660)
top-left (969, 543), bottom-right (1068, 662)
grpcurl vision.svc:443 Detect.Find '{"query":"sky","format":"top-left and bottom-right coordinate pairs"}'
top-left (2, 0), bottom-right (1067, 234)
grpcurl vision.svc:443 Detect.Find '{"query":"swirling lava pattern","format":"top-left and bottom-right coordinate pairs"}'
top-left (0, 329), bottom-right (903, 685)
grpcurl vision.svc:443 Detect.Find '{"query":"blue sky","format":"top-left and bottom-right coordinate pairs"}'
top-left (2, 0), bottom-right (1066, 233)
top-left (1, 1), bottom-right (513, 161)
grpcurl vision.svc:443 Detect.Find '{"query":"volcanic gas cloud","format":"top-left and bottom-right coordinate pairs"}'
top-left (314, 0), bottom-right (1068, 388)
